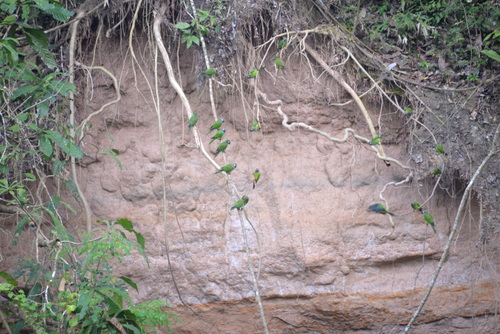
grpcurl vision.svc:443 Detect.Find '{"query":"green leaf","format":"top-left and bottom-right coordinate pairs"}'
top-left (24, 28), bottom-right (57, 69)
top-left (17, 113), bottom-right (28, 122)
top-left (118, 276), bottom-right (138, 292)
top-left (27, 123), bottom-right (39, 131)
top-left (21, 4), bottom-right (31, 21)
top-left (121, 323), bottom-right (142, 334)
top-left (484, 30), bottom-right (500, 42)
top-left (188, 35), bottom-right (199, 47)
top-left (135, 232), bottom-right (145, 250)
top-left (23, 173), bottom-right (36, 181)
top-left (47, 195), bottom-right (60, 213)
top-left (50, 80), bottom-right (76, 97)
top-left (481, 49), bottom-right (500, 62)
top-left (52, 158), bottom-right (65, 175)
top-left (65, 179), bottom-right (80, 202)
top-left (37, 100), bottom-right (50, 117)
top-left (0, 165), bottom-right (9, 174)
top-left (0, 38), bottom-right (19, 64)
top-left (69, 317), bottom-right (79, 327)
top-left (1, 15), bottom-right (16, 25)
top-left (43, 206), bottom-right (73, 241)
top-left (45, 130), bottom-right (83, 158)
top-left (77, 289), bottom-right (93, 320)
top-left (11, 84), bottom-right (39, 100)
top-left (38, 133), bottom-right (54, 158)
top-left (100, 148), bottom-right (122, 169)
top-left (11, 319), bottom-right (25, 334)
top-left (34, 0), bottom-right (74, 22)
top-left (174, 22), bottom-right (190, 31)
top-left (0, 0), bottom-right (16, 13)
top-left (28, 282), bottom-right (42, 300)
top-left (117, 218), bottom-right (134, 232)
top-left (9, 124), bottom-right (20, 132)
top-left (14, 214), bottom-right (32, 237)
top-left (197, 10), bottom-right (210, 21)
top-left (0, 271), bottom-right (18, 286)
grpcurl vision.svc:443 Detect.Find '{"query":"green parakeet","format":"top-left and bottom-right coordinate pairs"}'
top-left (214, 139), bottom-right (230, 157)
top-left (248, 68), bottom-right (260, 79)
top-left (433, 168), bottom-right (442, 176)
top-left (404, 107), bottom-right (413, 115)
top-left (188, 112), bottom-right (198, 132)
top-left (435, 144), bottom-right (445, 154)
top-left (411, 201), bottom-right (423, 212)
top-left (208, 118), bottom-right (224, 134)
top-left (215, 163), bottom-right (237, 174)
top-left (277, 38), bottom-right (287, 51)
top-left (250, 121), bottom-right (260, 132)
top-left (253, 169), bottom-right (261, 189)
top-left (209, 128), bottom-right (226, 144)
top-left (231, 195), bottom-right (249, 210)
top-left (274, 56), bottom-right (285, 71)
top-left (368, 203), bottom-right (395, 216)
top-left (199, 67), bottom-right (218, 77)
top-left (369, 134), bottom-right (384, 145)
top-left (422, 211), bottom-right (437, 233)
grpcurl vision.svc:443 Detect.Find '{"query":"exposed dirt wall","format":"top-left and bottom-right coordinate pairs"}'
top-left (61, 35), bottom-right (500, 333)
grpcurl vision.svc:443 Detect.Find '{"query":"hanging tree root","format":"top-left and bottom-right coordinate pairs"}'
top-left (154, 5), bottom-right (268, 331)
top-left (404, 123), bottom-right (499, 333)
top-left (153, 6), bottom-right (266, 328)
top-left (68, 5), bottom-right (94, 233)
top-left (75, 62), bottom-right (121, 141)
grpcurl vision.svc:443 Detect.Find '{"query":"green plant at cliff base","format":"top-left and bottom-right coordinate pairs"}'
top-left (1, 219), bottom-right (177, 333)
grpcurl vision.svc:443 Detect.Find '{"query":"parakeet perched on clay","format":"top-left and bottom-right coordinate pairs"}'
top-left (199, 67), bottom-right (218, 77)
top-left (277, 38), bottom-right (287, 51)
top-left (188, 112), bottom-right (198, 132)
top-left (253, 169), bottom-right (261, 189)
top-left (250, 121), bottom-right (260, 132)
top-left (369, 135), bottom-right (384, 145)
top-left (210, 128), bottom-right (226, 144)
top-left (368, 203), bottom-right (395, 216)
top-left (215, 163), bottom-right (237, 174)
top-left (231, 195), bottom-right (249, 210)
top-left (423, 211), bottom-right (437, 233)
top-left (208, 118), bottom-right (224, 134)
top-left (435, 144), bottom-right (445, 154)
top-left (411, 201), bottom-right (423, 212)
top-left (248, 68), bottom-right (260, 79)
top-left (214, 139), bottom-right (230, 157)
top-left (274, 56), bottom-right (285, 71)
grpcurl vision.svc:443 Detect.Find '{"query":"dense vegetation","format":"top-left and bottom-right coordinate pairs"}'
top-left (0, 0), bottom-right (175, 333)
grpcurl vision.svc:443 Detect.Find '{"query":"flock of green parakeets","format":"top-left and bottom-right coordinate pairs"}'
top-left (368, 201), bottom-right (437, 233)
top-left (184, 39), bottom-right (291, 211)
top-left (193, 38), bottom-right (444, 229)
top-left (186, 112), bottom-right (260, 212)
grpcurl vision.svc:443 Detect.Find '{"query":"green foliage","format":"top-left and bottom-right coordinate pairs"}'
top-left (335, 0), bottom-right (500, 72)
top-left (0, 0), bottom-right (79, 216)
top-left (0, 0), bottom-right (100, 262)
top-left (481, 49), bottom-right (500, 62)
top-left (174, 2), bottom-right (226, 48)
top-left (0, 1), bottom-right (176, 332)
top-left (0, 283), bottom-right (52, 334)
top-left (3, 219), bottom-right (176, 333)
top-left (131, 300), bottom-right (179, 333)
